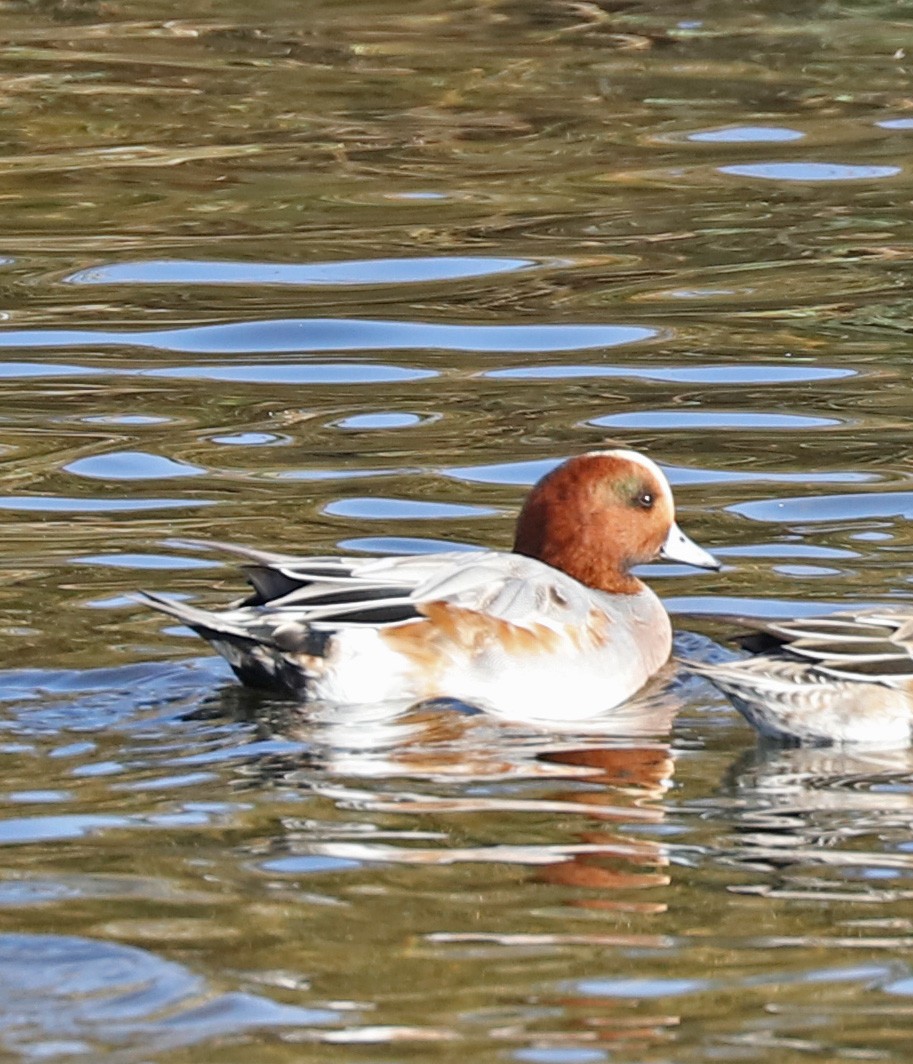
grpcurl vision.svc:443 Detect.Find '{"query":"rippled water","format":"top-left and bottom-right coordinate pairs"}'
top-left (3, 0), bottom-right (913, 1060)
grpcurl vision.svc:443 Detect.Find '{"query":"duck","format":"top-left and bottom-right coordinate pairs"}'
top-left (684, 611), bottom-right (913, 745)
top-left (140, 449), bottom-right (719, 720)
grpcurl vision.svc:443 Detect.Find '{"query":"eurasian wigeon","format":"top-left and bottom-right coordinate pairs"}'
top-left (685, 611), bottom-right (913, 746)
top-left (141, 449), bottom-right (719, 720)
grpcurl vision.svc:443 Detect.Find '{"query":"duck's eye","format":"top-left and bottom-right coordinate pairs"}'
top-left (635, 491), bottom-right (654, 510)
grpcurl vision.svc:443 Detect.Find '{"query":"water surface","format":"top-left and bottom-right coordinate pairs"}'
top-left (2, 0), bottom-right (913, 1060)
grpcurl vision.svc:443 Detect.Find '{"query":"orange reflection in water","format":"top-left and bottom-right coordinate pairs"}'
top-left (537, 742), bottom-right (674, 913)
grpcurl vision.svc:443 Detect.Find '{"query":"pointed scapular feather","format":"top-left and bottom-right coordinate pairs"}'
top-left (268, 595), bottom-right (420, 624)
top-left (786, 641), bottom-right (909, 660)
top-left (816, 657), bottom-right (913, 679)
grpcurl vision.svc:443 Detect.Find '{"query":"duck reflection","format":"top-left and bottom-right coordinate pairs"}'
top-left (189, 677), bottom-right (693, 1054)
top-left (200, 669), bottom-right (683, 915)
top-left (202, 668), bottom-right (682, 782)
top-left (718, 743), bottom-right (913, 898)
top-left (724, 742), bottom-right (913, 816)
top-left (535, 739), bottom-right (673, 911)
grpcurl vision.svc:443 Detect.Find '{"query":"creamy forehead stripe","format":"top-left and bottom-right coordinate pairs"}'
top-left (584, 449), bottom-right (674, 505)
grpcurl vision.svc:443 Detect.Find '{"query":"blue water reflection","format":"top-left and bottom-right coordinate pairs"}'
top-left (324, 497), bottom-right (498, 520)
top-left (444, 460), bottom-right (872, 487)
top-left (0, 934), bottom-right (336, 1057)
top-left (590, 411), bottom-right (841, 430)
top-left (0, 497), bottom-right (212, 512)
top-left (733, 491), bottom-right (913, 523)
top-left (65, 452), bottom-right (206, 480)
top-left (0, 319), bottom-right (658, 354)
top-left (688, 126), bottom-right (804, 143)
top-left (486, 364), bottom-right (853, 384)
top-left (66, 256), bottom-right (536, 286)
top-left (720, 162), bottom-right (901, 181)
top-left (334, 413), bottom-right (425, 430)
top-left (145, 363), bottom-right (438, 384)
